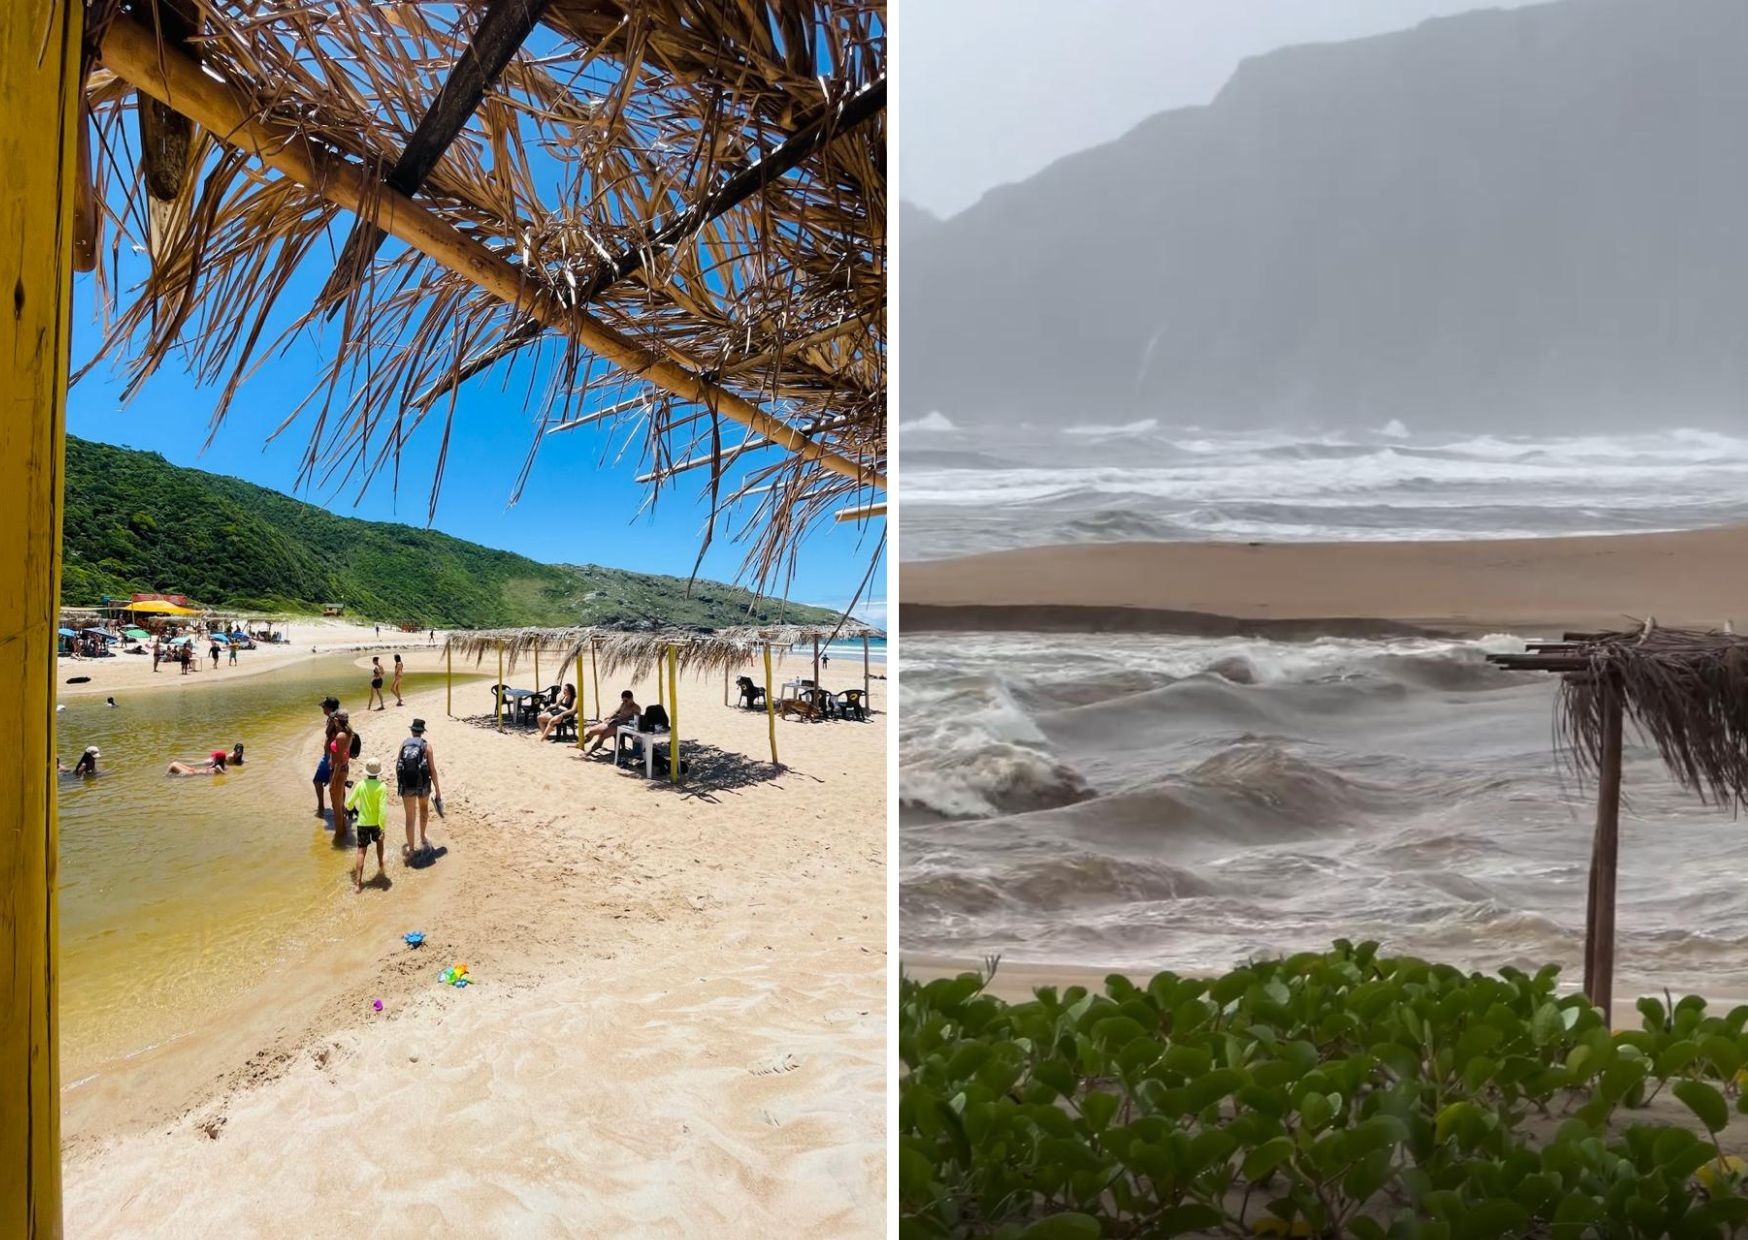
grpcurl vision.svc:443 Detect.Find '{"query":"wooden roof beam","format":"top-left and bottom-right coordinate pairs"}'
top-left (96, 16), bottom-right (883, 490)
top-left (319, 0), bottom-right (553, 311)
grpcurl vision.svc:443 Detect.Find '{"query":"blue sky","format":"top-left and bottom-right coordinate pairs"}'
top-left (67, 256), bottom-right (884, 627)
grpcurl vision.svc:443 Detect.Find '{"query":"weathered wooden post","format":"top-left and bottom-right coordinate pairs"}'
top-left (445, 644), bottom-right (452, 717)
top-left (1587, 675), bottom-right (1624, 1024)
top-left (496, 640), bottom-right (504, 731)
top-left (3, 0), bottom-right (81, 1230)
top-left (863, 634), bottom-right (871, 705)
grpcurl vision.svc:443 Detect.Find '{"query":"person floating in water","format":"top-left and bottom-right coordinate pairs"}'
top-left (347, 757), bottom-right (391, 892)
top-left (166, 749), bottom-right (230, 776)
top-left (63, 746), bottom-right (99, 777)
top-left (106, 696), bottom-right (117, 708)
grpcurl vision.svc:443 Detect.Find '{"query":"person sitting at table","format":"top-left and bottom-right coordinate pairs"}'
top-left (583, 689), bottom-right (640, 755)
top-left (537, 683), bottom-right (578, 741)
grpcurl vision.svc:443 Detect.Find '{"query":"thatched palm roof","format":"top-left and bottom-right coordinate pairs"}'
top-left (78, 0), bottom-right (884, 589)
top-left (1490, 627), bottom-right (1748, 811)
top-left (445, 618), bottom-right (881, 679)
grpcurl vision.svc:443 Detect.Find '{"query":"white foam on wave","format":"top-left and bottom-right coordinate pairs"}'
top-left (1062, 418), bottom-right (1159, 438)
top-left (901, 410), bottom-right (958, 433)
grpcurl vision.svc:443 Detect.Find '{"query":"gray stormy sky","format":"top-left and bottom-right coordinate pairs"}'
top-left (899, 0), bottom-right (1584, 218)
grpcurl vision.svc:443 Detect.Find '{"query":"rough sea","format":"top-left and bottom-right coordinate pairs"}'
top-left (900, 421), bottom-right (1748, 993)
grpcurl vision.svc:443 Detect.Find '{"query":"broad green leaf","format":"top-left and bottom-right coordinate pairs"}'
top-left (1674, 1079), bottom-right (1730, 1134)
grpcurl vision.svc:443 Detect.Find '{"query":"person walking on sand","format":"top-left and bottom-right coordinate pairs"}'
top-left (228, 641), bottom-right (238, 667)
top-left (210, 640), bottom-right (221, 669)
top-left (395, 717), bottom-right (443, 860)
top-left (328, 710), bottom-right (355, 840)
top-left (152, 640), bottom-right (161, 673)
top-left (391, 653), bottom-right (404, 706)
top-left (584, 689), bottom-right (640, 754)
top-left (368, 657), bottom-right (386, 711)
top-left (347, 758), bottom-right (391, 892)
top-left (314, 696), bottom-right (339, 818)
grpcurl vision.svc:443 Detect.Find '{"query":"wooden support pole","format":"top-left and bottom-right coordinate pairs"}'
top-left (764, 645), bottom-right (778, 766)
top-left (496, 641), bottom-right (504, 732)
top-left (3, 0), bottom-right (80, 1231)
top-left (812, 637), bottom-right (820, 690)
top-left (863, 635), bottom-right (870, 704)
top-left (533, 644), bottom-right (539, 694)
top-left (95, 17), bottom-right (883, 491)
top-left (668, 646), bottom-right (680, 785)
top-left (1587, 678), bottom-right (1625, 1025)
top-left (446, 645), bottom-right (452, 717)
top-left (575, 649), bottom-right (586, 749)
top-left (590, 642), bottom-right (600, 718)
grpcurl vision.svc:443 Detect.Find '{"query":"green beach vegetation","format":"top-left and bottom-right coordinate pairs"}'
top-left (60, 436), bottom-right (837, 629)
top-left (900, 943), bottom-right (1748, 1238)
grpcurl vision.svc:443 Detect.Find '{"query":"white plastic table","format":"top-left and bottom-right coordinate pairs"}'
top-left (614, 723), bottom-right (666, 778)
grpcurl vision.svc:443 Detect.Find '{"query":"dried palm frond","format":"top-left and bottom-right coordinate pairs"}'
top-left (79, 0), bottom-right (885, 597)
top-left (1498, 628), bottom-right (1748, 812)
top-left (443, 618), bottom-right (880, 683)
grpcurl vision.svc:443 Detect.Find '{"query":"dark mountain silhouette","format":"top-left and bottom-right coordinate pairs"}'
top-left (901, 0), bottom-right (1748, 432)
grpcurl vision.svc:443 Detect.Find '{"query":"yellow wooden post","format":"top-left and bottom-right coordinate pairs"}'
top-left (496, 641), bottom-right (504, 731)
top-left (3, 1), bottom-right (80, 1230)
top-left (590, 641), bottom-right (600, 717)
top-left (445, 644), bottom-right (452, 717)
top-left (764, 644), bottom-right (778, 765)
top-left (575, 649), bottom-right (587, 749)
top-left (533, 644), bottom-right (540, 693)
top-left (668, 645), bottom-right (680, 784)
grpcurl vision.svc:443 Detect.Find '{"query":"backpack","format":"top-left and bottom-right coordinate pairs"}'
top-left (349, 728), bottom-right (363, 759)
top-left (395, 736), bottom-right (428, 785)
top-left (640, 704), bottom-right (670, 732)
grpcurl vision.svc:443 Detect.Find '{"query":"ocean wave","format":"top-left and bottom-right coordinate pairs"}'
top-left (1061, 418), bottom-right (1160, 438)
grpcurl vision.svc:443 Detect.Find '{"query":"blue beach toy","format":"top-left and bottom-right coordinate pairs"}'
top-left (404, 931), bottom-right (425, 948)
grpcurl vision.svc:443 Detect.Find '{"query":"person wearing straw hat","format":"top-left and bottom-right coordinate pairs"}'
top-left (346, 757), bottom-right (391, 892)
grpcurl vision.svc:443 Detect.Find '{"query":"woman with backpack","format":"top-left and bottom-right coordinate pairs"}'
top-left (395, 718), bottom-right (442, 860)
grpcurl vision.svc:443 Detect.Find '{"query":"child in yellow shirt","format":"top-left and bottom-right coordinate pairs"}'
top-left (346, 758), bottom-right (391, 893)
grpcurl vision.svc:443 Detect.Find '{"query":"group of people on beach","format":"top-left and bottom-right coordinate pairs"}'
top-left (314, 693), bottom-right (443, 892)
top-left (527, 683), bottom-right (645, 753)
top-left (367, 655), bottom-right (404, 711)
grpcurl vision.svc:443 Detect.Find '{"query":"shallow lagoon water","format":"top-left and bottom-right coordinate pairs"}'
top-left (56, 655), bottom-right (459, 1079)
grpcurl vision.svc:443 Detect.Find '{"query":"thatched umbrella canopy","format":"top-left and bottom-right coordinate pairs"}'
top-left (1489, 625), bottom-right (1748, 1022)
top-left (444, 618), bottom-right (882, 680)
top-left (77, 0), bottom-right (885, 589)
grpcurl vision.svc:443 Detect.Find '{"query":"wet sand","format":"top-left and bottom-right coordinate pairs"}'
top-left (903, 524), bottom-right (1748, 635)
top-left (63, 660), bottom-right (887, 1237)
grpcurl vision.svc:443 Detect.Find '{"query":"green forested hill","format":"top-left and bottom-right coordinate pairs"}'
top-left (60, 436), bottom-right (835, 629)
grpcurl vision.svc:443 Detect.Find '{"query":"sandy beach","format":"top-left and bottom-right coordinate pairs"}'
top-left (61, 656), bottom-right (886, 1237)
top-left (56, 618), bottom-right (439, 700)
top-left (903, 524), bottom-right (1748, 635)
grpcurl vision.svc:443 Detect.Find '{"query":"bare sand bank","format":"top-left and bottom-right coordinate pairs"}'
top-left (903, 525), bottom-right (1748, 635)
top-left (63, 662), bottom-right (886, 1237)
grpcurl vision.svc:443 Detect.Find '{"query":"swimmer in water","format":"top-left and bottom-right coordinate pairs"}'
top-left (167, 750), bottom-right (229, 776)
top-left (71, 746), bottom-right (99, 777)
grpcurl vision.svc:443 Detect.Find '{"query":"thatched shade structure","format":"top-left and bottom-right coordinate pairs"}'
top-left (78, 0), bottom-right (885, 586)
top-left (443, 620), bottom-right (881, 762)
top-left (1489, 625), bottom-right (1748, 1023)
